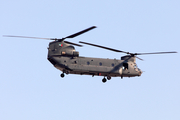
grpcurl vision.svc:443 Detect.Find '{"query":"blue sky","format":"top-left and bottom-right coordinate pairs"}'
top-left (0, 0), bottom-right (179, 120)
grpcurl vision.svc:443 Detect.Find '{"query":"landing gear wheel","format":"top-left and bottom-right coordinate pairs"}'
top-left (102, 78), bottom-right (107, 83)
top-left (60, 73), bottom-right (65, 78)
top-left (107, 76), bottom-right (111, 80)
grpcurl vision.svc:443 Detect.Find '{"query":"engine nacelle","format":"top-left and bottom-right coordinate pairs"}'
top-left (48, 41), bottom-right (79, 57)
top-left (61, 50), bottom-right (79, 57)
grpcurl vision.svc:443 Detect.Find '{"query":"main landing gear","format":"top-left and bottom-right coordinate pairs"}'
top-left (102, 78), bottom-right (107, 83)
top-left (60, 73), bottom-right (65, 78)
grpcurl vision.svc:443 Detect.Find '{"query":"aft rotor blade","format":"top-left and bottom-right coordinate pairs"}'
top-left (79, 41), bottom-right (129, 54)
top-left (64, 41), bottom-right (83, 47)
top-left (135, 51), bottom-right (177, 55)
top-left (65, 26), bottom-right (96, 39)
top-left (3, 35), bottom-right (53, 40)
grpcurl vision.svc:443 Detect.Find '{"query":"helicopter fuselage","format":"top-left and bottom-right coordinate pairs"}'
top-left (47, 41), bottom-right (142, 78)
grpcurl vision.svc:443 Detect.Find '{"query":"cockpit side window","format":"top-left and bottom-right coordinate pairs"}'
top-left (134, 65), bottom-right (137, 68)
top-left (133, 63), bottom-right (138, 68)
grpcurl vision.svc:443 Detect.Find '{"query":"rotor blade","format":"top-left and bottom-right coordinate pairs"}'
top-left (3, 35), bottom-right (53, 40)
top-left (134, 51), bottom-right (177, 55)
top-left (135, 56), bottom-right (144, 61)
top-left (64, 41), bottom-right (83, 47)
top-left (3, 26), bottom-right (97, 41)
top-left (65, 26), bottom-right (96, 39)
top-left (79, 41), bottom-right (129, 54)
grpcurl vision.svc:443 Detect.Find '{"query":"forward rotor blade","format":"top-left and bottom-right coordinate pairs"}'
top-left (79, 41), bottom-right (129, 54)
top-left (3, 35), bottom-right (52, 40)
top-left (135, 56), bottom-right (144, 61)
top-left (65, 26), bottom-right (96, 39)
top-left (3, 26), bottom-right (97, 41)
top-left (64, 41), bottom-right (83, 47)
top-left (135, 51), bottom-right (177, 55)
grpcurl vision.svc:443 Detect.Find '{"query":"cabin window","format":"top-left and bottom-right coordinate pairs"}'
top-left (87, 61), bottom-right (90, 65)
top-left (74, 61), bottom-right (77, 64)
top-left (123, 63), bottom-right (128, 70)
top-left (99, 62), bottom-right (102, 66)
top-left (112, 63), bottom-right (114, 67)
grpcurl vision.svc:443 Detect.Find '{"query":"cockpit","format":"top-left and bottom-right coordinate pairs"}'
top-left (133, 63), bottom-right (142, 75)
top-left (122, 62), bottom-right (142, 76)
top-left (134, 63), bottom-right (138, 70)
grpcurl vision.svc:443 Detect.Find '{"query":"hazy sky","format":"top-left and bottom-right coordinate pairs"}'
top-left (0, 0), bottom-right (179, 120)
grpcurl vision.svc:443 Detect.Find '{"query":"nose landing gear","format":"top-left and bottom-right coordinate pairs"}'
top-left (102, 75), bottom-right (112, 83)
top-left (107, 76), bottom-right (111, 80)
top-left (102, 77), bottom-right (107, 83)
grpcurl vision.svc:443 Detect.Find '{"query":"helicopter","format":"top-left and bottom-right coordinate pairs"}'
top-left (4, 26), bottom-right (177, 83)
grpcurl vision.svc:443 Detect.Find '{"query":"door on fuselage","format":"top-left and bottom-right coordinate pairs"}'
top-left (122, 63), bottom-right (130, 75)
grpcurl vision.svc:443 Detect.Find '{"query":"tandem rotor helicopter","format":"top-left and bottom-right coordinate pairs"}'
top-left (4, 26), bottom-right (177, 83)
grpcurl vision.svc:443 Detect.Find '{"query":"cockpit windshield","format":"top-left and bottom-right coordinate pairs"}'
top-left (134, 63), bottom-right (141, 72)
top-left (134, 63), bottom-right (138, 68)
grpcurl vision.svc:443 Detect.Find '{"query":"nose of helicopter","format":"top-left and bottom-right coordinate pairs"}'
top-left (138, 69), bottom-right (143, 76)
